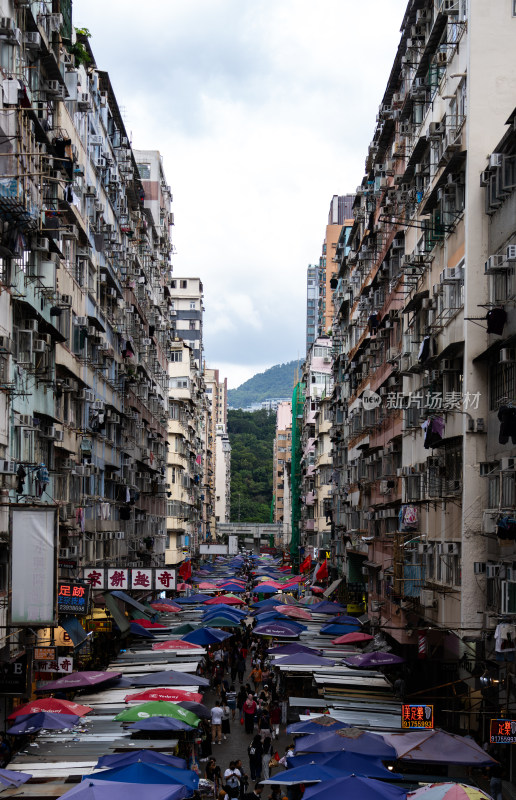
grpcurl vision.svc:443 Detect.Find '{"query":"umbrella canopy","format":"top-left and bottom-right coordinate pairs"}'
top-left (96, 751), bottom-right (186, 770)
top-left (312, 601), bottom-right (349, 614)
top-left (253, 597), bottom-right (288, 609)
top-left (90, 763), bottom-right (198, 790)
top-left (332, 632), bottom-right (374, 645)
top-left (174, 594), bottom-right (210, 604)
top-left (197, 615), bottom-right (241, 627)
top-left (130, 670), bottom-right (210, 687)
top-left (129, 622), bottom-right (156, 639)
top-left (274, 653), bottom-right (336, 667)
top-left (269, 643), bottom-right (322, 656)
top-left (325, 615), bottom-right (363, 625)
top-left (176, 700), bottom-right (211, 719)
top-left (295, 727), bottom-right (396, 758)
top-left (254, 621), bottom-right (301, 638)
top-left (131, 618), bottom-right (166, 629)
top-left (167, 622), bottom-right (198, 635)
top-left (152, 640), bottom-right (203, 652)
top-left (216, 583), bottom-right (246, 592)
top-left (125, 689), bottom-right (202, 703)
top-left (62, 781), bottom-right (188, 800)
top-left (0, 768), bottom-right (32, 788)
top-left (176, 582), bottom-right (189, 590)
top-left (198, 582), bottom-right (219, 590)
top-left (203, 608), bottom-right (247, 620)
top-left (344, 652), bottom-right (405, 668)
top-left (287, 751), bottom-right (401, 779)
top-left (8, 698), bottom-right (92, 719)
top-left (310, 586), bottom-right (324, 594)
top-left (274, 605), bottom-right (312, 620)
top-left (182, 627), bottom-right (233, 646)
top-left (320, 624), bottom-right (361, 636)
top-left (150, 602), bottom-right (181, 612)
top-left (127, 716), bottom-right (194, 732)
top-left (287, 716), bottom-right (345, 734)
top-left (302, 775), bottom-right (407, 800)
top-left (38, 670), bottom-right (121, 691)
top-left (114, 700), bottom-right (199, 727)
top-left (261, 764), bottom-right (343, 786)
top-left (203, 595), bottom-right (244, 605)
top-left (7, 712), bottom-right (80, 734)
top-left (408, 784), bottom-right (494, 800)
top-left (381, 730), bottom-right (497, 766)
top-left (254, 585), bottom-right (279, 594)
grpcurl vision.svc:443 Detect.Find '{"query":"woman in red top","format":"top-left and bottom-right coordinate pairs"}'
top-left (243, 694), bottom-right (257, 734)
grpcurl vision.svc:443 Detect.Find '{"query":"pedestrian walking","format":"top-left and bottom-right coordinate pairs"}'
top-left (227, 684), bottom-right (237, 720)
top-left (243, 784), bottom-right (263, 800)
top-left (211, 700), bottom-right (223, 745)
top-left (221, 701), bottom-right (231, 740)
top-left (237, 685), bottom-right (247, 719)
top-left (258, 705), bottom-right (271, 741)
top-left (250, 665), bottom-right (262, 693)
top-left (200, 717), bottom-right (213, 759)
top-left (223, 761), bottom-right (241, 799)
top-left (269, 701), bottom-right (281, 739)
top-left (247, 735), bottom-right (263, 782)
top-left (237, 654), bottom-right (246, 683)
top-left (234, 759), bottom-right (248, 800)
top-left (261, 736), bottom-right (273, 781)
top-left (206, 758), bottom-right (222, 792)
top-left (243, 693), bottom-right (257, 734)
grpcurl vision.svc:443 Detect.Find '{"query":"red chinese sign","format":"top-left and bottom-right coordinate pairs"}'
top-left (401, 704), bottom-right (434, 729)
top-left (490, 719), bottom-right (516, 744)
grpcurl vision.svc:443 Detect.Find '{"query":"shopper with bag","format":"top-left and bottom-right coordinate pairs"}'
top-left (224, 762), bottom-right (241, 799)
top-left (243, 694), bottom-right (257, 734)
top-left (247, 735), bottom-right (263, 782)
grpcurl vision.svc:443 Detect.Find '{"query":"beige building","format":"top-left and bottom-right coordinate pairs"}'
top-left (273, 401), bottom-right (292, 547)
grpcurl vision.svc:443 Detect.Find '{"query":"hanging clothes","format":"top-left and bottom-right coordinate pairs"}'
top-left (498, 405), bottom-right (516, 445)
top-left (368, 313), bottom-right (379, 334)
top-left (16, 465), bottom-right (26, 494)
top-left (486, 308), bottom-right (507, 335)
top-left (496, 516), bottom-right (516, 541)
top-left (494, 623), bottom-right (516, 652)
top-left (418, 336), bottom-right (431, 363)
top-left (400, 504), bottom-right (419, 531)
top-left (423, 416), bottom-right (445, 449)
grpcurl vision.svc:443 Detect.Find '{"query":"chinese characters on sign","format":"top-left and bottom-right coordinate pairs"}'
top-left (57, 583), bottom-right (91, 616)
top-left (490, 719), bottom-right (516, 744)
top-left (83, 568), bottom-right (176, 591)
top-left (386, 392), bottom-right (480, 411)
top-left (34, 647), bottom-right (57, 662)
top-left (401, 704), bottom-right (434, 729)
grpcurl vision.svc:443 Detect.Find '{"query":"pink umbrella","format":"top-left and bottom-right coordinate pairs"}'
top-left (204, 595), bottom-right (244, 605)
top-left (310, 586), bottom-right (324, 594)
top-left (332, 632), bottom-right (374, 645)
top-left (198, 582), bottom-right (219, 590)
top-left (275, 605), bottom-right (312, 620)
top-left (152, 640), bottom-right (203, 651)
top-left (125, 689), bottom-right (202, 703)
top-left (176, 582), bottom-right (189, 590)
top-left (150, 603), bottom-right (181, 613)
top-left (132, 618), bottom-right (166, 629)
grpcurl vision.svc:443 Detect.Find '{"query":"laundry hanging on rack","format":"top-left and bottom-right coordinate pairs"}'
top-left (486, 307), bottom-right (507, 335)
top-left (495, 622), bottom-right (516, 652)
top-left (496, 515), bottom-right (516, 541)
top-left (422, 416), bottom-right (445, 449)
top-left (400, 504), bottom-right (419, 531)
top-left (498, 405), bottom-right (516, 445)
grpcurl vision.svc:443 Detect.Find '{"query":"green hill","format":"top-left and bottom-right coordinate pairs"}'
top-left (228, 360), bottom-right (299, 408)
top-left (227, 409), bottom-right (276, 522)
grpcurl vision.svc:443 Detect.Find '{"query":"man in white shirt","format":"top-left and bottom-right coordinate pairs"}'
top-left (224, 761), bottom-right (241, 798)
top-left (211, 700), bottom-right (223, 744)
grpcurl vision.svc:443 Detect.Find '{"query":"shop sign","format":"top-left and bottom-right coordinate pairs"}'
top-left (490, 719), bottom-right (516, 744)
top-left (57, 582), bottom-right (90, 616)
top-left (85, 619), bottom-right (112, 632)
top-left (0, 654), bottom-right (27, 695)
top-left (10, 508), bottom-right (56, 626)
top-left (107, 568), bottom-right (129, 590)
top-left (401, 704), bottom-right (434, 728)
top-left (83, 568), bottom-right (105, 589)
top-left (58, 656), bottom-right (74, 673)
top-left (83, 567), bottom-right (176, 590)
top-left (34, 646), bottom-right (57, 661)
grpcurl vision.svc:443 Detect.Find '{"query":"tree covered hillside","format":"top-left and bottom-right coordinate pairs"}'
top-left (228, 360), bottom-right (298, 408)
top-left (227, 409), bottom-right (277, 522)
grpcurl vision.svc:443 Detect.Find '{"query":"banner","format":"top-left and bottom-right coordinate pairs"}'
top-left (83, 568), bottom-right (176, 591)
top-left (10, 508), bottom-right (56, 626)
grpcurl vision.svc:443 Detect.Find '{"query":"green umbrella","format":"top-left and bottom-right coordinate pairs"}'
top-left (202, 616), bottom-right (241, 628)
top-left (167, 622), bottom-right (197, 635)
top-left (114, 700), bottom-right (199, 727)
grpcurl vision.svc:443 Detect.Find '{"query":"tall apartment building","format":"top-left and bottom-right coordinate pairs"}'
top-left (273, 401), bottom-right (292, 543)
top-left (306, 264), bottom-right (319, 352)
top-left (204, 367), bottom-right (230, 534)
top-left (318, 195), bottom-right (354, 337)
top-left (169, 277), bottom-right (204, 367)
top-left (324, 0), bottom-right (516, 735)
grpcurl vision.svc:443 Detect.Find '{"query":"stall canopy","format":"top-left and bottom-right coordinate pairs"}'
top-left (60, 616), bottom-right (89, 647)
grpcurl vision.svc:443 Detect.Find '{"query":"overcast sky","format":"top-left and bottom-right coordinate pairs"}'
top-left (74, 0), bottom-right (407, 388)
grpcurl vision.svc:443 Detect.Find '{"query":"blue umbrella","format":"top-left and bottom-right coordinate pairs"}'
top-left (130, 622), bottom-right (156, 639)
top-left (182, 627), bottom-right (233, 646)
top-left (287, 717), bottom-right (345, 734)
top-left (344, 652), bottom-right (405, 668)
top-left (62, 782), bottom-right (188, 800)
top-left (0, 768), bottom-right (32, 787)
top-left (203, 608), bottom-right (246, 619)
top-left (269, 643), bottom-right (322, 656)
top-left (217, 583), bottom-right (246, 592)
top-left (7, 712), bottom-right (80, 734)
top-left (89, 762), bottom-right (198, 790)
top-left (287, 751), bottom-right (401, 779)
top-left (130, 670), bottom-right (210, 687)
top-left (96, 751), bottom-right (187, 770)
top-left (253, 598), bottom-right (285, 609)
top-left (324, 615), bottom-right (363, 626)
top-left (295, 728), bottom-right (396, 758)
top-left (320, 624), bottom-right (360, 636)
top-left (174, 594), bottom-right (210, 604)
top-left (312, 601), bottom-right (349, 614)
top-left (127, 716), bottom-right (194, 732)
top-left (262, 764), bottom-right (343, 785)
top-left (275, 654), bottom-right (336, 667)
top-left (254, 621), bottom-right (301, 638)
top-left (253, 585), bottom-right (279, 594)
top-left (302, 775), bottom-right (406, 800)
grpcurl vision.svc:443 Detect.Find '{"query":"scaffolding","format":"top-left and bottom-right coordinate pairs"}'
top-left (289, 380), bottom-right (305, 573)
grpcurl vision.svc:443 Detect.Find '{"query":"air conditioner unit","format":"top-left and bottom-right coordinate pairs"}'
top-left (45, 80), bottom-right (61, 94)
top-left (501, 457), bottom-right (516, 471)
top-left (32, 339), bottom-right (47, 353)
top-left (486, 564), bottom-right (501, 579)
top-left (474, 562), bottom-right (486, 574)
top-left (506, 245), bottom-right (516, 261)
top-left (95, 157), bottom-right (106, 170)
top-left (75, 316), bottom-right (88, 327)
top-left (54, 430), bottom-right (64, 442)
top-left (24, 319), bottom-right (38, 332)
top-left (80, 389), bottom-right (95, 402)
top-left (16, 414), bottom-right (32, 427)
top-left (141, 338), bottom-right (152, 346)
top-left (484, 254), bottom-right (506, 273)
top-left (419, 589), bottom-right (436, 608)
top-left (60, 294), bottom-right (72, 306)
top-left (92, 400), bottom-right (104, 410)
top-left (59, 548), bottom-right (70, 558)
top-left (78, 91), bottom-right (91, 109)
top-left (440, 0), bottom-right (459, 13)
top-left (489, 153), bottom-right (503, 169)
top-left (90, 135), bottom-right (103, 146)
top-left (0, 461), bottom-right (17, 474)
top-left (436, 51), bottom-right (447, 65)
top-left (500, 349), bottom-right (516, 364)
top-left (0, 336), bottom-right (11, 353)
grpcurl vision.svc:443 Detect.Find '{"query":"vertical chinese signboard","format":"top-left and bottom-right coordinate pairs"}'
top-left (57, 582), bottom-right (91, 616)
top-left (10, 508), bottom-right (57, 626)
top-left (401, 704), bottom-right (434, 728)
top-left (490, 719), bottom-right (516, 743)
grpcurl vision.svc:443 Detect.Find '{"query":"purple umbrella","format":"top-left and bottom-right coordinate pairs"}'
top-left (268, 643), bottom-right (322, 656)
top-left (325, 615), bottom-right (363, 625)
top-left (127, 716), bottom-right (194, 732)
top-left (294, 728), bottom-right (396, 758)
top-left (254, 621), bottom-right (301, 638)
top-left (0, 768), bottom-right (32, 787)
top-left (130, 670), bottom-right (210, 687)
top-left (176, 700), bottom-right (211, 719)
top-left (273, 653), bottom-right (336, 666)
top-left (7, 712), bottom-right (80, 734)
top-left (302, 774), bottom-right (407, 800)
top-left (344, 652), bottom-right (405, 668)
top-left (312, 601), bottom-right (349, 614)
top-left (96, 751), bottom-right (187, 770)
top-left (38, 670), bottom-right (122, 691)
top-left (62, 781), bottom-right (188, 800)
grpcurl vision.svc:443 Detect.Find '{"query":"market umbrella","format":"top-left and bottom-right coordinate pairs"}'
top-left (152, 640), bottom-right (203, 652)
top-left (269, 643), bottom-right (322, 656)
top-left (252, 597), bottom-right (289, 608)
top-left (176, 700), bottom-right (211, 719)
top-left (274, 605), bottom-right (312, 620)
top-left (167, 622), bottom-right (198, 635)
top-left (90, 763), bottom-right (199, 791)
top-left (174, 594), bottom-right (210, 604)
top-left (182, 627), bottom-right (233, 646)
top-left (408, 784), bottom-right (495, 800)
top-left (131, 618), bottom-right (166, 629)
top-left (325, 615), bottom-right (363, 626)
top-left (320, 624), bottom-right (361, 636)
top-left (302, 775), bottom-right (407, 800)
top-left (253, 585), bottom-right (279, 594)
top-left (381, 730), bottom-right (497, 766)
top-left (176, 582), bottom-right (189, 590)
top-left (127, 717), bottom-right (194, 732)
top-left (198, 582), bottom-right (219, 590)
top-left (125, 689), bottom-right (202, 703)
top-left (8, 698), bottom-right (92, 719)
top-left (150, 602), bottom-right (181, 613)
top-left (310, 586), bottom-right (324, 594)
top-left (261, 764), bottom-right (343, 786)
top-left (61, 781), bottom-right (188, 800)
top-left (253, 621), bottom-right (301, 638)
top-left (287, 716), bottom-right (346, 734)
top-left (114, 700), bottom-right (199, 727)
top-left (312, 601), bottom-right (349, 614)
top-left (203, 595), bottom-right (245, 605)
top-left (37, 670), bottom-right (121, 692)
top-left (131, 670), bottom-right (210, 687)
top-left (7, 712), bottom-right (80, 734)
top-left (274, 653), bottom-right (336, 667)
top-left (0, 768), bottom-right (32, 788)
top-left (287, 751), bottom-right (401, 779)
top-left (129, 623), bottom-right (156, 639)
top-left (217, 583), bottom-right (246, 592)
top-left (197, 615), bottom-right (241, 627)
top-left (344, 652), bottom-right (405, 668)
top-left (294, 727), bottom-right (396, 758)
top-left (96, 751), bottom-right (187, 770)
top-left (203, 608), bottom-right (247, 620)
top-left (332, 632), bottom-right (374, 645)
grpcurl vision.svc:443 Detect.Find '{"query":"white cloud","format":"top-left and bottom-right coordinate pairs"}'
top-left (74, 0), bottom-right (407, 387)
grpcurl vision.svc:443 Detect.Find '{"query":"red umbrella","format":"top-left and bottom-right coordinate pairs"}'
top-left (204, 596), bottom-right (244, 605)
top-left (125, 689), bottom-right (202, 703)
top-left (311, 586), bottom-right (324, 594)
top-left (176, 582), bottom-right (189, 590)
top-left (274, 605), bottom-right (312, 620)
top-left (132, 618), bottom-right (166, 629)
top-left (152, 640), bottom-right (203, 651)
top-left (332, 632), bottom-right (374, 645)
top-left (8, 698), bottom-right (92, 719)
top-left (198, 582), bottom-right (219, 590)
top-left (150, 603), bottom-right (181, 613)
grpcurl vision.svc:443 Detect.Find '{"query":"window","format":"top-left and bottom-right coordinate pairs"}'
top-left (189, 301), bottom-right (196, 310)
top-left (169, 350), bottom-right (182, 362)
top-left (189, 321), bottom-right (196, 330)
top-left (138, 163), bottom-right (150, 179)
top-left (180, 280), bottom-right (187, 289)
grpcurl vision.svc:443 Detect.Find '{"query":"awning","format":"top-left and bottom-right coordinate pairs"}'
top-left (363, 561), bottom-right (382, 569)
top-left (104, 592), bottom-right (131, 635)
top-left (403, 290), bottom-right (429, 315)
top-left (323, 578), bottom-right (342, 598)
top-left (109, 590), bottom-right (153, 617)
top-left (60, 616), bottom-right (89, 647)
